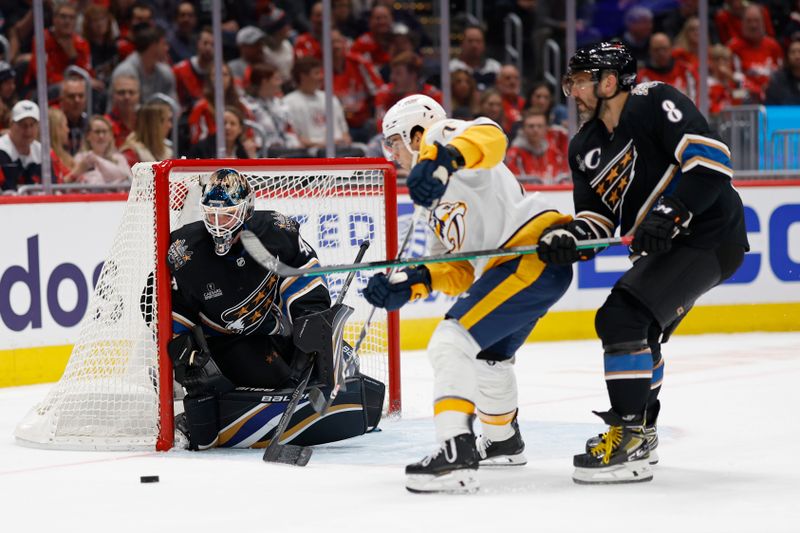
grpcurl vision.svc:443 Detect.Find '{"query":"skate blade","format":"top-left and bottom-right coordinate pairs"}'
top-left (572, 459), bottom-right (653, 485)
top-left (479, 452), bottom-right (528, 467)
top-left (406, 469), bottom-right (479, 494)
top-left (648, 449), bottom-right (659, 465)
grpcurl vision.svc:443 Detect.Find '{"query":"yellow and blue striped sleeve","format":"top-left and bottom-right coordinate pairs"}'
top-left (427, 260), bottom-right (475, 296)
top-left (420, 122), bottom-right (508, 169)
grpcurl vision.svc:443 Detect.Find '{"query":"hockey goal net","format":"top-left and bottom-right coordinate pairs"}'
top-left (15, 158), bottom-right (400, 451)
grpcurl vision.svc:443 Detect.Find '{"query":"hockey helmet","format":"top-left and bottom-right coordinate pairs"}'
top-left (563, 42), bottom-right (637, 97)
top-left (381, 94), bottom-right (446, 160)
top-left (200, 168), bottom-right (254, 255)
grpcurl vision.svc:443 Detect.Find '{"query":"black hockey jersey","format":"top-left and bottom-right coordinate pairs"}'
top-left (568, 82), bottom-right (748, 250)
top-left (167, 211), bottom-right (331, 337)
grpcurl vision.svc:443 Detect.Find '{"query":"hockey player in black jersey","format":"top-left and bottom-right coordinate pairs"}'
top-left (536, 43), bottom-right (748, 484)
top-left (166, 168), bottom-right (384, 450)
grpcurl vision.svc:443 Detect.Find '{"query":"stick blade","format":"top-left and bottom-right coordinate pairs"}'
top-left (307, 387), bottom-right (327, 413)
top-left (263, 443), bottom-right (313, 467)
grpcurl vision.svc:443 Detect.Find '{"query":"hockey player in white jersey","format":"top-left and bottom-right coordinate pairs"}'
top-left (364, 94), bottom-right (574, 493)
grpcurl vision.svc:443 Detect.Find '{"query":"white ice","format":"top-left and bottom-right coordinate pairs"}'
top-left (2, 332), bottom-right (799, 533)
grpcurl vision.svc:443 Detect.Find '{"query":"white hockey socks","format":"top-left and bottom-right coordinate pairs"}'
top-left (475, 359), bottom-right (518, 442)
top-left (428, 319), bottom-right (481, 442)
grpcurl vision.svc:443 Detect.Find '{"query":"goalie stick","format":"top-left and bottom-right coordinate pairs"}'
top-left (240, 233), bottom-right (634, 278)
top-left (242, 235), bottom-right (368, 466)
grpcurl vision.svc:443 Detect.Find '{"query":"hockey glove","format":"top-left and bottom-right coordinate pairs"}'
top-left (537, 221), bottom-right (596, 265)
top-left (168, 325), bottom-right (233, 395)
top-left (632, 196), bottom-right (692, 255)
top-left (406, 142), bottom-right (463, 208)
top-left (363, 267), bottom-right (432, 311)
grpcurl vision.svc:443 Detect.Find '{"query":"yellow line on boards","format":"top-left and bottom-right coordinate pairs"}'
top-left (1, 302), bottom-right (798, 387)
top-left (399, 302), bottom-right (800, 351)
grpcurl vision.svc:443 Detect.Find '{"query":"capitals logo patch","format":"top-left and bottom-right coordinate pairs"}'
top-left (167, 239), bottom-right (193, 270)
top-left (430, 201), bottom-right (468, 252)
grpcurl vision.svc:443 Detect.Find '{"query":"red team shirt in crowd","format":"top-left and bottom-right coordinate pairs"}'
top-left (105, 109), bottom-right (133, 148)
top-left (728, 35), bottom-right (784, 98)
top-left (333, 52), bottom-right (384, 129)
top-left (173, 60), bottom-right (207, 111)
top-left (294, 33), bottom-right (322, 59)
top-left (505, 139), bottom-right (569, 185)
top-left (672, 48), bottom-right (699, 71)
top-left (25, 29), bottom-right (94, 86)
top-left (350, 32), bottom-right (391, 71)
top-left (715, 5), bottom-right (775, 44)
top-left (501, 94), bottom-right (525, 133)
top-left (189, 100), bottom-right (253, 144)
top-left (638, 61), bottom-right (698, 103)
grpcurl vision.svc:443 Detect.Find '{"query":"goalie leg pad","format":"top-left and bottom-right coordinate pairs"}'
top-left (182, 394), bottom-right (221, 450)
top-left (213, 375), bottom-right (383, 448)
top-left (428, 319), bottom-right (481, 442)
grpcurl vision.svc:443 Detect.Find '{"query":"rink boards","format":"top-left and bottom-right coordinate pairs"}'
top-left (0, 182), bottom-right (798, 386)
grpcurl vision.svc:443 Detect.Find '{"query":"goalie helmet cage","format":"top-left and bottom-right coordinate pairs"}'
top-left (14, 158), bottom-right (400, 451)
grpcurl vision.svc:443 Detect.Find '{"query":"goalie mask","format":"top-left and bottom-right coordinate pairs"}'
top-left (381, 94), bottom-right (446, 162)
top-left (200, 168), bottom-right (254, 256)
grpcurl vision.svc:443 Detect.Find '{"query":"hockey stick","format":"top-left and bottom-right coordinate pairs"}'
top-left (306, 240), bottom-right (371, 414)
top-left (261, 358), bottom-right (315, 466)
top-left (245, 237), bottom-right (369, 465)
top-left (350, 205), bottom-right (427, 371)
top-left (240, 233), bottom-right (634, 279)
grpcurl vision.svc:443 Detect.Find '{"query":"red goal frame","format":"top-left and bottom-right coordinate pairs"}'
top-left (152, 158), bottom-right (400, 450)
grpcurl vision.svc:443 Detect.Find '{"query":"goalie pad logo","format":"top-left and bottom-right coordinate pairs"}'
top-left (167, 239), bottom-right (193, 270)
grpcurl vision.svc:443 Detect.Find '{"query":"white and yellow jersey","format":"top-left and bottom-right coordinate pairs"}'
top-left (417, 117), bottom-right (571, 296)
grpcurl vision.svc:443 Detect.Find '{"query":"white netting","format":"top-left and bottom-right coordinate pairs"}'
top-left (15, 160), bottom-right (394, 450)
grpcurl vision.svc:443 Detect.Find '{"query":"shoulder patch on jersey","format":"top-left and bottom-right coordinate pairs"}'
top-left (430, 201), bottom-right (468, 252)
top-left (631, 81), bottom-right (662, 96)
top-left (272, 212), bottom-right (298, 231)
top-left (167, 239), bottom-right (193, 270)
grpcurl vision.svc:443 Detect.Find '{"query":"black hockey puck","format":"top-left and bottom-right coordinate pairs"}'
top-left (140, 475), bottom-right (159, 483)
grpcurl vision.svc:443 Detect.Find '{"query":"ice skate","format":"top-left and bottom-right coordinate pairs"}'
top-left (573, 410), bottom-right (653, 484)
top-left (476, 416), bottom-right (527, 466)
top-left (585, 423), bottom-right (659, 464)
top-left (405, 433), bottom-right (480, 494)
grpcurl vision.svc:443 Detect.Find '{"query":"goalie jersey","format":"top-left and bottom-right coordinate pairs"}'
top-left (568, 81), bottom-right (748, 250)
top-left (418, 116), bottom-right (571, 295)
top-left (167, 211), bottom-right (331, 337)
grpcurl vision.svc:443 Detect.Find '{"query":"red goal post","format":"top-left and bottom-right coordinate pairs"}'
top-left (15, 157), bottom-right (400, 451)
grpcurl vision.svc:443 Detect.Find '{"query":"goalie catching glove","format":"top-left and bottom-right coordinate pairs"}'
top-left (363, 267), bottom-right (432, 311)
top-left (632, 196), bottom-right (692, 255)
top-left (537, 220), bottom-right (599, 265)
top-left (406, 141), bottom-right (464, 207)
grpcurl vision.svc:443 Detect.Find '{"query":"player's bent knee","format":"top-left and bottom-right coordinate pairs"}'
top-left (427, 319), bottom-right (481, 368)
top-left (595, 290), bottom-right (653, 346)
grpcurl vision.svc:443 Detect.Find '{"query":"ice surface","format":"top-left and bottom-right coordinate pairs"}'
top-left (2, 332), bottom-right (799, 533)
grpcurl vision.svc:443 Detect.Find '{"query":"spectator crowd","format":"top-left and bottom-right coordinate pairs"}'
top-left (0, 0), bottom-right (799, 192)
